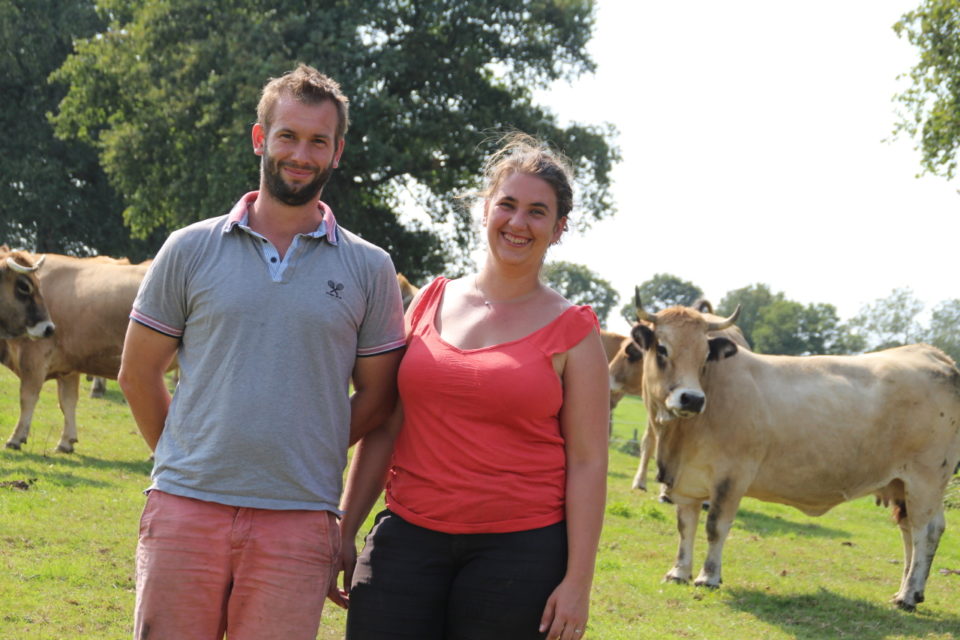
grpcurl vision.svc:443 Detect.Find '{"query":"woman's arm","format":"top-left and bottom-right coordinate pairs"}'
top-left (328, 402), bottom-right (405, 608)
top-left (540, 328), bottom-right (609, 639)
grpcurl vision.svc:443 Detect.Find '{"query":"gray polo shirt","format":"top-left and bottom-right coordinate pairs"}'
top-left (131, 191), bottom-right (405, 511)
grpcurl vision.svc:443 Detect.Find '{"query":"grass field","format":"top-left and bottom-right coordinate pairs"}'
top-left (1, 367), bottom-right (959, 639)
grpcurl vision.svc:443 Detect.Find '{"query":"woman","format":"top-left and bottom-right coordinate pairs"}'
top-left (333, 134), bottom-right (609, 640)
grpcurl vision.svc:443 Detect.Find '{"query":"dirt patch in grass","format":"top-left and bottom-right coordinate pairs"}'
top-left (0, 478), bottom-right (36, 490)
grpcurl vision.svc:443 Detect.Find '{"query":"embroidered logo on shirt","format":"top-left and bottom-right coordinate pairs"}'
top-left (327, 280), bottom-right (344, 299)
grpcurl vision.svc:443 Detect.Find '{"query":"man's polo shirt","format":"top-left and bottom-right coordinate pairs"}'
top-left (131, 192), bottom-right (405, 511)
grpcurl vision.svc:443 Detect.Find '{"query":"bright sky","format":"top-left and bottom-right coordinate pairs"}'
top-left (538, 0), bottom-right (960, 334)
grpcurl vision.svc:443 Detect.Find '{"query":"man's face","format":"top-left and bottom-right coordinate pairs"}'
top-left (254, 96), bottom-right (344, 206)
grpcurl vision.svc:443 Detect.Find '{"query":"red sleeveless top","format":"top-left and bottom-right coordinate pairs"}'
top-left (385, 277), bottom-right (600, 534)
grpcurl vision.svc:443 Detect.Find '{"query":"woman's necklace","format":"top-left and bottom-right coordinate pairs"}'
top-left (474, 276), bottom-right (542, 308)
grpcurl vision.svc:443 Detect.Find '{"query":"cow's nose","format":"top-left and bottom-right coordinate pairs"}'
top-left (43, 323), bottom-right (55, 338)
top-left (679, 391), bottom-right (705, 413)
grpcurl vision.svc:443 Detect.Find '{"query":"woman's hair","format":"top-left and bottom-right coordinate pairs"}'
top-left (257, 64), bottom-right (350, 141)
top-left (479, 132), bottom-right (575, 220)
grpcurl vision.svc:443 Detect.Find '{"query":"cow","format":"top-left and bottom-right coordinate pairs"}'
top-left (397, 273), bottom-right (419, 311)
top-left (83, 257), bottom-right (140, 398)
top-left (3, 254), bottom-right (158, 453)
top-left (0, 249), bottom-right (55, 341)
top-left (631, 300), bottom-right (960, 611)
top-left (611, 297), bottom-right (749, 492)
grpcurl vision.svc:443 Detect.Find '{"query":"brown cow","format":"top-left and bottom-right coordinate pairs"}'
top-left (632, 301), bottom-right (960, 611)
top-left (611, 297), bottom-right (749, 492)
top-left (0, 249), bottom-right (55, 341)
top-left (397, 273), bottom-right (419, 311)
top-left (3, 254), bottom-right (157, 452)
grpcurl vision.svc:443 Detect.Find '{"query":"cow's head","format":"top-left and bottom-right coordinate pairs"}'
top-left (631, 289), bottom-right (740, 422)
top-left (0, 251), bottom-right (55, 340)
top-left (609, 337), bottom-right (645, 398)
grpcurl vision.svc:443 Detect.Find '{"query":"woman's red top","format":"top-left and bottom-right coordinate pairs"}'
top-left (385, 277), bottom-right (599, 534)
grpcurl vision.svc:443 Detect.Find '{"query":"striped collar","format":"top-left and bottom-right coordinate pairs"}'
top-left (222, 191), bottom-right (339, 245)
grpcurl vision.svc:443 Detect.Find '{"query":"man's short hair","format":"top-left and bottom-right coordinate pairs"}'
top-left (257, 64), bottom-right (350, 141)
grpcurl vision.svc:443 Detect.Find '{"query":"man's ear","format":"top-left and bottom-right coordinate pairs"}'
top-left (707, 337), bottom-right (738, 361)
top-left (252, 123), bottom-right (266, 156)
top-left (631, 324), bottom-right (655, 351)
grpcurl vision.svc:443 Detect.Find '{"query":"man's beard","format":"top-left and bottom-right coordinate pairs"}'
top-left (262, 153), bottom-right (335, 206)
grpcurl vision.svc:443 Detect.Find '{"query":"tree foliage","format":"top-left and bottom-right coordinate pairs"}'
top-left (50, 0), bottom-right (617, 279)
top-left (926, 298), bottom-right (960, 363)
top-left (0, 0), bottom-right (157, 258)
top-left (893, 0), bottom-right (960, 179)
top-left (752, 300), bottom-right (864, 355)
top-left (542, 260), bottom-right (618, 327)
top-left (849, 287), bottom-right (926, 351)
top-left (620, 273), bottom-right (703, 326)
top-left (717, 283), bottom-right (782, 349)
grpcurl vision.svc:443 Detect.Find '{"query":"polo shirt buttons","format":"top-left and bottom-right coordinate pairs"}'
top-left (270, 257), bottom-right (277, 263)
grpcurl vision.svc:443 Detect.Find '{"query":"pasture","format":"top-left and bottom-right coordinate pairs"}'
top-left (1, 367), bottom-right (959, 639)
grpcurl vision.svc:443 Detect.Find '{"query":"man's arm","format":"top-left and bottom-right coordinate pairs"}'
top-left (348, 349), bottom-right (403, 445)
top-left (117, 320), bottom-right (180, 452)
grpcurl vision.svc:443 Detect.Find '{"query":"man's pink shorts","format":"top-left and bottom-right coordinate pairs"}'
top-left (133, 490), bottom-right (340, 640)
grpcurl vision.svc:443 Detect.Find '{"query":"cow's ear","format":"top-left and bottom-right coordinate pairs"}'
top-left (707, 337), bottom-right (738, 361)
top-left (625, 341), bottom-right (643, 363)
top-left (631, 324), bottom-right (655, 351)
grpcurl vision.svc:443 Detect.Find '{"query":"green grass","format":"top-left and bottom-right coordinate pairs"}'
top-left (1, 373), bottom-right (959, 639)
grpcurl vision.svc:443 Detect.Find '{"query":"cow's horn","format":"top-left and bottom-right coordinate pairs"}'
top-left (635, 286), bottom-right (659, 325)
top-left (6, 255), bottom-right (42, 274)
top-left (706, 304), bottom-right (741, 331)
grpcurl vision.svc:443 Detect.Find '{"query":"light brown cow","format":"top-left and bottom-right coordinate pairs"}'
top-left (0, 249), bottom-right (55, 341)
top-left (3, 254), bottom-right (156, 452)
top-left (611, 298), bottom-right (749, 491)
top-left (397, 273), bottom-right (419, 311)
top-left (632, 302), bottom-right (960, 611)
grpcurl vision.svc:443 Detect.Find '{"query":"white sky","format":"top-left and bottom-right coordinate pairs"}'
top-left (536, 0), bottom-right (960, 333)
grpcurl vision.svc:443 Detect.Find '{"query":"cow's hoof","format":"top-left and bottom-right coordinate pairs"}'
top-left (658, 494), bottom-right (674, 504)
top-left (632, 480), bottom-right (647, 491)
top-left (5, 441), bottom-right (22, 450)
top-left (893, 598), bottom-right (917, 612)
top-left (694, 578), bottom-right (721, 589)
top-left (663, 574), bottom-right (690, 585)
top-left (56, 443), bottom-right (75, 454)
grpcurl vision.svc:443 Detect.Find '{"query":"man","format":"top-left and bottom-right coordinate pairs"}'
top-left (118, 64), bottom-right (405, 640)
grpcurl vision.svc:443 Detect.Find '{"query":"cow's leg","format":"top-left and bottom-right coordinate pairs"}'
top-left (631, 426), bottom-right (656, 491)
top-left (894, 506), bottom-right (946, 611)
top-left (6, 368), bottom-right (45, 450)
top-left (694, 481), bottom-right (742, 588)
top-left (56, 373), bottom-right (80, 453)
top-left (664, 502), bottom-right (700, 583)
top-left (89, 375), bottom-right (107, 398)
top-left (894, 509), bottom-right (914, 604)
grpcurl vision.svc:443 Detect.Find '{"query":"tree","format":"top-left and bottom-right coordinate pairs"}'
top-left (0, 0), bottom-right (157, 258)
top-left (620, 273), bottom-right (703, 326)
top-left (893, 1), bottom-right (960, 179)
top-left (926, 298), bottom-right (960, 363)
top-left (716, 283), bottom-right (782, 349)
top-left (51, 0), bottom-right (617, 280)
top-left (849, 287), bottom-right (925, 351)
top-left (752, 300), bottom-right (864, 355)
top-left (542, 261), bottom-right (618, 327)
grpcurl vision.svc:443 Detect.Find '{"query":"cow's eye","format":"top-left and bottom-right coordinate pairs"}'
top-left (15, 278), bottom-right (33, 297)
top-left (656, 344), bottom-right (668, 358)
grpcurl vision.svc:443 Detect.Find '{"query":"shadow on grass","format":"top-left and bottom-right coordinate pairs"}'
top-left (726, 586), bottom-right (960, 639)
top-left (734, 508), bottom-right (849, 539)
top-left (1, 449), bottom-right (151, 489)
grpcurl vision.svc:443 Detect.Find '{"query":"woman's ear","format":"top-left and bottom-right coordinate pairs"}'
top-left (552, 216), bottom-right (568, 244)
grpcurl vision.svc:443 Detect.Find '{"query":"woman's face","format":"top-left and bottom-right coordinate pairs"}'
top-left (484, 172), bottom-right (566, 267)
